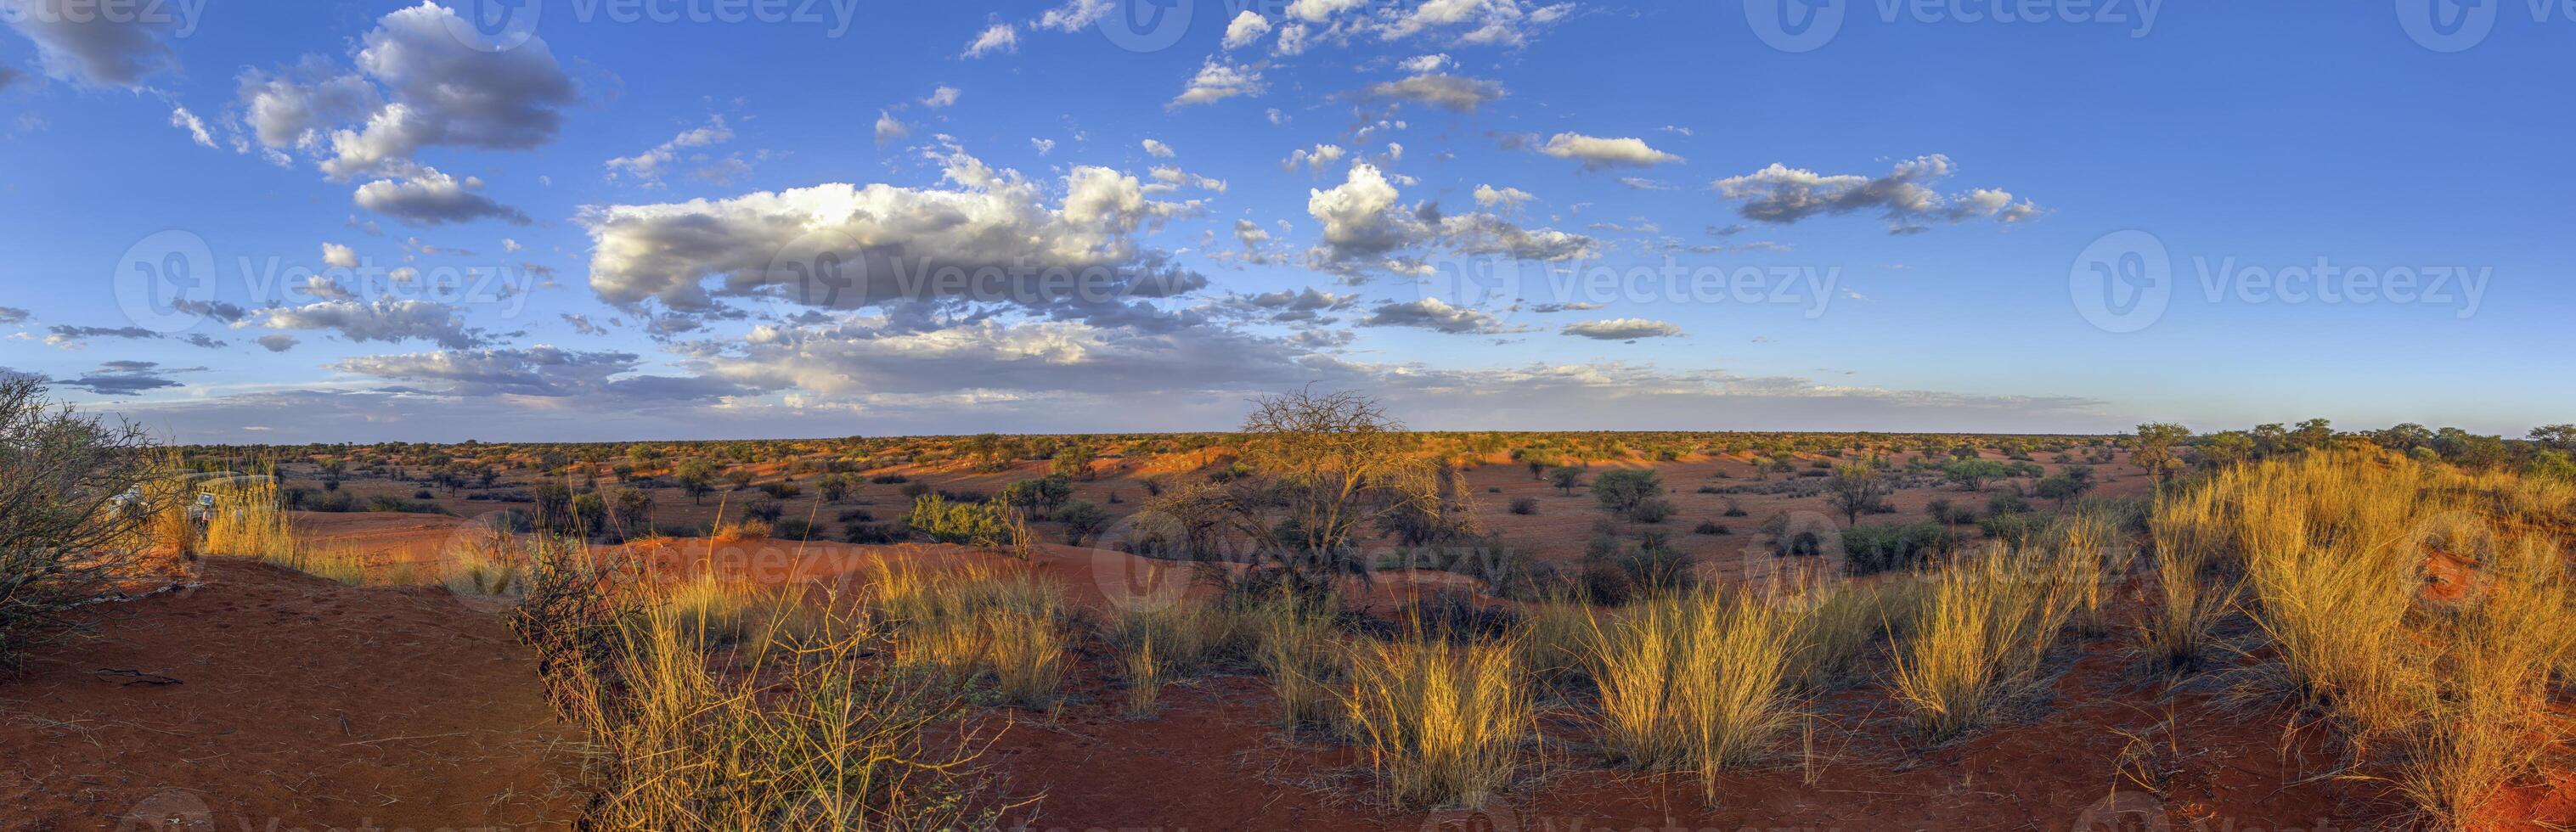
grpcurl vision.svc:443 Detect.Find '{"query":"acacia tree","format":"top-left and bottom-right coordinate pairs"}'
top-left (2132, 423), bottom-right (2192, 486)
top-left (0, 379), bottom-right (155, 675)
top-left (1826, 461), bottom-right (1886, 526)
top-left (1237, 386), bottom-right (1415, 575)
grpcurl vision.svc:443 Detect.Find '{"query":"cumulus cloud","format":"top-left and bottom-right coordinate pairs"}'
top-left (1285, 143), bottom-right (1348, 174)
top-left (1536, 133), bottom-right (1685, 171)
top-left (580, 145), bottom-right (1208, 325)
top-left (321, 242), bottom-right (359, 268)
top-left (242, 299), bottom-right (489, 349)
top-left (1712, 155), bottom-right (2041, 233)
top-left (1529, 301), bottom-right (1604, 313)
top-left (922, 85), bottom-right (961, 108)
top-left (1562, 318), bottom-right (1684, 340)
top-left (0, 306), bottom-right (31, 324)
top-left (1223, 11), bottom-right (1272, 49)
top-left (1361, 73), bottom-right (1505, 113)
top-left (251, 3), bottom-right (579, 180)
top-left (1171, 59), bottom-right (1265, 108)
top-left (1272, 0), bottom-right (1570, 50)
top-left (256, 334), bottom-right (300, 352)
top-left (2, 0), bottom-right (183, 87)
top-left (353, 167), bottom-right (531, 226)
top-left (1306, 164), bottom-right (1595, 268)
top-left (1473, 183), bottom-right (1535, 211)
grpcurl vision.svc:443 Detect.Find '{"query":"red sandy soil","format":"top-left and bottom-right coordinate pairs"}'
top-left (0, 559), bottom-right (580, 831)
top-left (14, 469), bottom-right (2570, 831)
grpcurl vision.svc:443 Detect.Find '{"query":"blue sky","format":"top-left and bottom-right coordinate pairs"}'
top-left (0, 0), bottom-right (2567, 442)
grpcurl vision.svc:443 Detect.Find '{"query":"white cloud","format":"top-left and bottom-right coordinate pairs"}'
top-left (352, 167), bottom-right (531, 226)
top-left (1536, 133), bottom-right (1685, 171)
top-left (1362, 73), bottom-right (1505, 112)
top-left (242, 299), bottom-right (488, 349)
top-left (1141, 138), bottom-right (1175, 158)
top-left (1223, 11), bottom-right (1273, 49)
top-left (922, 85), bottom-right (962, 108)
top-left (168, 106), bottom-right (214, 148)
top-left (580, 146), bottom-right (1207, 320)
top-left (1473, 184), bottom-right (1535, 211)
top-left (1284, 143), bottom-right (1348, 174)
top-left (962, 23), bottom-right (1017, 58)
top-left (874, 110), bottom-right (910, 145)
top-left (1171, 59), bottom-right (1265, 109)
top-left (321, 243), bottom-right (359, 268)
top-left (1030, 138), bottom-right (1057, 155)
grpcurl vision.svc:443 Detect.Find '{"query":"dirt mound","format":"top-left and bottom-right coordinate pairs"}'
top-left (0, 559), bottom-right (579, 831)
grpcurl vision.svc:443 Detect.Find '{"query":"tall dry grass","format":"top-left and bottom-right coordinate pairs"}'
top-left (1241, 593), bottom-right (1346, 732)
top-left (1583, 591), bottom-right (1802, 801)
top-left (510, 541), bottom-right (999, 830)
top-left (1108, 601), bottom-right (1219, 717)
top-left (1887, 546), bottom-right (2080, 744)
top-left (1340, 635), bottom-right (1532, 809)
top-left (871, 560), bottom-right (1068, 709)
top-left (2156, 451), bottom-right (2576, 827)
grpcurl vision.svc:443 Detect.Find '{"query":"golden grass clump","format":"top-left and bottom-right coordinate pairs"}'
top-left (871, 560), bottom-right (1069, 709)
top-left (198, 472), bottom-right (299, 562)
top-left (2154, 450), bottom-right (2576, 827)
top-left (1583, 591), bottom-right (1802, 801)
top-left (1339, 635), bottom-right (1531, 810)
top-left (1888, 547), bottom-right (2079, 744)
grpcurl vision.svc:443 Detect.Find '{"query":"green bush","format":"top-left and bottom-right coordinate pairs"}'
top-left (1840, 521), bottom-right (1950, 576)
top-left (908, 495), bottom-right (1013, 546)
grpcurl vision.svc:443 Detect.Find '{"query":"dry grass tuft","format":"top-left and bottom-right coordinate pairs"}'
top-left (1887, 548), bottom-right (2078, 744)
top-left (1340, 634), bottom-right (1531, 809)
top-left (1583, 591), bottom-right (1803, 801)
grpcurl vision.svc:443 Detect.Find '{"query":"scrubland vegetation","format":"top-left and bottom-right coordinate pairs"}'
top-left (8, 377), bottom-right (2574, 828)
